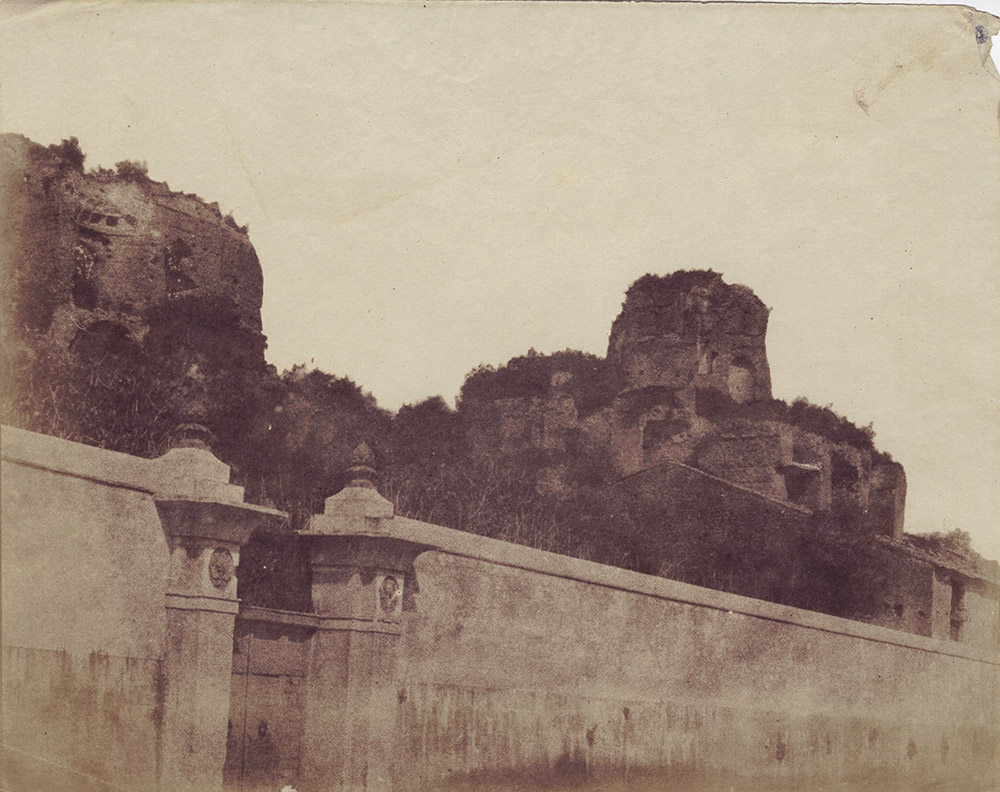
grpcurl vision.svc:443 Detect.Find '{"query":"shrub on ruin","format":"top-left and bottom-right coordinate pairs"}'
top-left (47, 137), bottom-right (85, 171)
top-left (458, 350), bottom-right (619, 418)
top-left (115, 159), bottom-right (149, 181)
top-left (232, 365), bottom-right (391, 524)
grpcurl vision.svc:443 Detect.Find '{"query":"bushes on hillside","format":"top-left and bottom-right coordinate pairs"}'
top-left (232, 365), bottom-right (390, 525)
top-left (47, 137), bottom-right (85, 171)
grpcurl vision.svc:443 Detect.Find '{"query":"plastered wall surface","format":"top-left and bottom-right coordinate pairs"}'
top-left (1, 453), bottom-right (169, 657)
top-left (1, 429), bottom-right (171, 790)
top-left (1, 425), bottom-right (277, 792)
top-left (388, 527), bottom-right (999, 791)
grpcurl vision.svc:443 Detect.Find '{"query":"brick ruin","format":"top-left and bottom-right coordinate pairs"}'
top-left (1, 134), bottom-right (263, 349)
top-left (0, 133), bottom-right (269, 448)
top-left (467, 271), bottom-right (904, 529)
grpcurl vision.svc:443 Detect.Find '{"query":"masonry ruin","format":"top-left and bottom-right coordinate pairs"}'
top-left (462, 271), bottom-right (997, 646)
top-left (0, 133), bottom-right (269, 455)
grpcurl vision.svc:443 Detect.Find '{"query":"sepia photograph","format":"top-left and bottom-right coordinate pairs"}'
top-left (1, 2), bottom-right (998, 791)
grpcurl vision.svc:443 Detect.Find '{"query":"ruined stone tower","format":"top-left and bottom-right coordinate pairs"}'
top-left (607, 270), bottom-right (772, 404)
top-left (0, 134), bottom-right (264, 354)
top-left (0, 134), bottom-right (270, 452)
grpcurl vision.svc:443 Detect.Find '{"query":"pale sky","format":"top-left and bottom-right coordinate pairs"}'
top-left (2, 1), bottom-right (998, 557)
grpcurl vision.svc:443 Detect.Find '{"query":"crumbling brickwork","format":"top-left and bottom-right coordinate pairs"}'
top-left (467, 270), bottom-right (906, 537)
top-left (0, 134), bottom-right (263, 353)
top-left (0, 134), bottom-right (271, 454)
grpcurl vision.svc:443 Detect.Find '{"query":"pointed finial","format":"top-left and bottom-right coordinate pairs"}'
top-left (345, 442), bottom-right (377, 489)
top-left (313, 440), bottom-right (393, 527)
top-left (170, 422), bottom-right (215, 452)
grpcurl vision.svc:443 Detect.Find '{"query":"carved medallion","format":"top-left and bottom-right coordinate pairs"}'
top-left (209, 547), bottom-right (234, 588)
top-left (378, 575), bottom-right (401, 614)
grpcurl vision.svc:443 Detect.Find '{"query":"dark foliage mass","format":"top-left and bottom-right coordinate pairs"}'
top-left (2, 326), bottom-right (172, 458)
top-left (47, 137), bottom-right (85, 171)
top-left (1, 293), bottom-right (275, 460)
top-left (624, 270), bottom-right (723, 303)
top-left (231, 364), bottom-right (391, 525)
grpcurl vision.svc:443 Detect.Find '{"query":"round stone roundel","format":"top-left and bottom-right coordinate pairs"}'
top-left (379, 575), bottom-right (401, 613)
top-left (209, 547), bottom-right (234, 588)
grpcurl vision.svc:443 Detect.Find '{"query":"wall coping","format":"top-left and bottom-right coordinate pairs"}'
top-left (323, 512), bottom-right (1000, 666)
top-left (2, 425), bottom-right (163, 492)
top-left (6, 425), bottom-right (992, 665)
top-left (0, 425), bottom-right (265, 507)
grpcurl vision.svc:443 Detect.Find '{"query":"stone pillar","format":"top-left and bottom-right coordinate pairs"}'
top-left (153, 431), bottom-right (285, 792)
top-left (298, 444), bottom-right (425, 792)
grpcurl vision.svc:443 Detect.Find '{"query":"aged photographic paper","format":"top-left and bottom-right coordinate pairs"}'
top-left (1, 2), bottom-right (998, 791)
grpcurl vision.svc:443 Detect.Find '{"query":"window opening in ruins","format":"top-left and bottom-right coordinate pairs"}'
top-left (165, 238), bottom-right (197, 294)
top-left (728, 356), bottom-right (755, 403)
top-left (784, 468), bottom-right (809, 503)
top-left (831, 451), bottom-right (859, 489)
top-left (780, 462), bottom-right (822, 508)
top-left (950, 579), bottom-right (966, 642)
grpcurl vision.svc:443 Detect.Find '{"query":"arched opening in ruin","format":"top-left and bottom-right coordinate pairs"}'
top-left (165, 238), bottom-right (197, 294)
top-left (72, 242), bottom-right (100, 309)
top-left (728, 356), bottom-right (755, 403)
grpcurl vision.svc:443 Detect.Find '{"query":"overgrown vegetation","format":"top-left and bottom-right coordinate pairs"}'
top-left (232, 365), bottom-right (391, 525)
top-left (1, 293), bottom-right (274, 459)
top-left (459, 349), bottom-right (619, 418)
top-left (0, 329), bottom-right (172, 458)
top-left (0, 328), bottom-right (922, 618)
top-left (915, 528), bottom-right (973, 555)
top-left (623, 270), bottom-right (723, 304)
top-left (114, 159), bottom-right (149, 181)
top-left (47, 137), bottom-right (85, 171)
top-left (907, 529), bottom-right (997, 579)
top-left (696, 389), bottom-right (880, 453)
